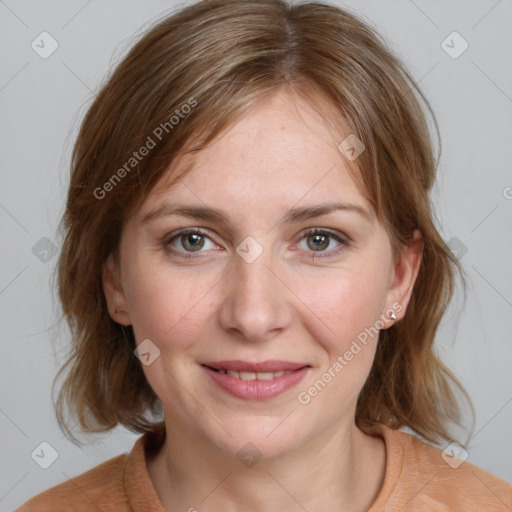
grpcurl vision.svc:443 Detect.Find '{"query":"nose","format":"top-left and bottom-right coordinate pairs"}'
top-left (218, 245), bottom-right (293, 343)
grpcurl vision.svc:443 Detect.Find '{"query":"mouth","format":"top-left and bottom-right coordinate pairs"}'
top-left (202, 360), bottom-right (309, 378)
top-left (200, 360), bottom-right (311, 400)
top-left (205, 367), bottom-right (296, 380)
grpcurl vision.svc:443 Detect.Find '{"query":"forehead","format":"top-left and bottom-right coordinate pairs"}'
top-left (141, 89), bottom-right (372, 220)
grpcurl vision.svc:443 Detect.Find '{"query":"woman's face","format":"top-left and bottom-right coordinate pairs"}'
top-left (104, 88), bottom-right (421, 459)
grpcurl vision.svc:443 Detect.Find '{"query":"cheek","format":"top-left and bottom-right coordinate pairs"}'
top-left (296, 260), bottom-right (390, 352)
top-left (294, 271), bottom-right (388, 413)
top-left (124, 265), bottom-right (216, 349)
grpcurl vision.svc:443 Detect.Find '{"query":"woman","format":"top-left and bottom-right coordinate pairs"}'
top-left (17, 0), bottom-right (512, 510)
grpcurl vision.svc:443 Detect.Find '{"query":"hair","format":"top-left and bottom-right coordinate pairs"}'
top-left (54, 0), bottom-right (474, 446)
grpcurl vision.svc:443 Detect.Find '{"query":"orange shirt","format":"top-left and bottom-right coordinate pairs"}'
top-left (16, 422), bottom-right (512, 511)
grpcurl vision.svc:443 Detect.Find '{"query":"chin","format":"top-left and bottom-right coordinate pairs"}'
top-left (204, 414), bottom-right (308, 462)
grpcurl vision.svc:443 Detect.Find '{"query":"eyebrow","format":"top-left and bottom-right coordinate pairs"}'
top-left (142, 201), bottom-right (372, 227)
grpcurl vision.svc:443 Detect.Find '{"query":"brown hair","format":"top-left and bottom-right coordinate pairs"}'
top-left (55, 0), bottom-right (473, 445)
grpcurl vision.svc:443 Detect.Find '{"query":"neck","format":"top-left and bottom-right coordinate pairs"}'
top-left (147, 417), bottom-right (386, 512)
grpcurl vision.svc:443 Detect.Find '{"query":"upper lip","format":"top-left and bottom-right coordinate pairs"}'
top-left (201, 360), bottom-right (310, 372)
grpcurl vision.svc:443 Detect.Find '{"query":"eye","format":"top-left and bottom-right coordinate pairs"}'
top-left (296, 228), bottom-right (348, 260)
top-left (164, 228), bottom-right (218, 258)
top-left (163, 227), bottom-right (349, 260)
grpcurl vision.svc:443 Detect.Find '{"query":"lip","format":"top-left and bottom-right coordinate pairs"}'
top-left (201, 360), bottom-right (310, 400)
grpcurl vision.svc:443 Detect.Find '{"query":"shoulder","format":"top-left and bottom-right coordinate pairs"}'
top-left (15, 452), bottom-right (129, 512)
top-left (373, 424), bottom-right (512, 511)
top-left (15, 424), bottom-right (166, 512)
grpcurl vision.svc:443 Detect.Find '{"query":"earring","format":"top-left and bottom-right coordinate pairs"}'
top-left (389, 311), bottom-right (397, 320)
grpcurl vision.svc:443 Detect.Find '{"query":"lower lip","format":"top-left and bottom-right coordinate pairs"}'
top-left (202, 365), bottom-right (310, 400)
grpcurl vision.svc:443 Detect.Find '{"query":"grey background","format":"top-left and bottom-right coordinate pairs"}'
top-left (1, 0), bottom-right (511, 509)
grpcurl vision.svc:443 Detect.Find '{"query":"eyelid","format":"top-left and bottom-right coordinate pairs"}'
top-left (297, 226), bottom-right (351, 243)
top-left (163, 227), bottom-right (220, 250)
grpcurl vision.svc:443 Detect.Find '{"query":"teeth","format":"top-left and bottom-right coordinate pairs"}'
top-left (256, 372), bottom-right (274, 380)
top-left (219, 369), bottom-right (294, 380)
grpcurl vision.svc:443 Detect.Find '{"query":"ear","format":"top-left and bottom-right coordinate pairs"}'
top-left (102, 253), bottom-right (132, 326)
top-left (384, 229), bottom-right (424, 322)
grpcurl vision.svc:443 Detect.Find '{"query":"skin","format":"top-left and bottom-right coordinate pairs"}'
top-left (103, 87), bottom-right (423, 512)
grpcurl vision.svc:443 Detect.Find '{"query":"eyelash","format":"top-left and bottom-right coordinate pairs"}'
top-left (162, 227), bottom-right (349, 261)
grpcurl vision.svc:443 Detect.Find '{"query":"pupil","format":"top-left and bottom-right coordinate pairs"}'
top-left (183, 234), bottom-right (204, 251)
top-left (309, 234), bottom-right (328, 251)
